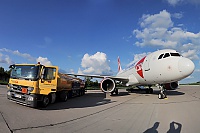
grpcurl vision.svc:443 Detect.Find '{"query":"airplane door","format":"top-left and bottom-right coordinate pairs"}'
top-left (143, 54), bottom-right (152, 72)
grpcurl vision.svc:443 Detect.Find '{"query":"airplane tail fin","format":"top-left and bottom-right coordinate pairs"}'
top-left (118, 56), bottom-right (122, 72)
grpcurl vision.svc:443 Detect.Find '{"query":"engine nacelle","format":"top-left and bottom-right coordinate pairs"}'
top-left (163, 82), bottom-right (178, 90)
top-left (100, 78), bottom-right (116, 93)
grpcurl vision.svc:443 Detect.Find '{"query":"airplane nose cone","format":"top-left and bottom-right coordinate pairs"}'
top-left (178, 58), bottom-right (195, 77)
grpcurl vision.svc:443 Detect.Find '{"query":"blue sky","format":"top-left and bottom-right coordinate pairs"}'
top-left (0, 0), bottom-right (200, 83)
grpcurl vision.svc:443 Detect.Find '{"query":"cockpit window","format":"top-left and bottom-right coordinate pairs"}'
top-left (163, 53), bottom-right (170, 58)
top-left (170, 53), bottom-right (181, 57)
top-left (158, 52), bottom-right (181, 60)
top-left (158, 54), bottom-right (164, 59)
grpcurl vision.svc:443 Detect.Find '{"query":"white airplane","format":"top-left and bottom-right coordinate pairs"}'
top-left (68, 49), bottom-right (195, 99)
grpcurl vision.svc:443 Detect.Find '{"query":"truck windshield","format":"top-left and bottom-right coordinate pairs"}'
top-left (10, 65), bottom-right (40, 80)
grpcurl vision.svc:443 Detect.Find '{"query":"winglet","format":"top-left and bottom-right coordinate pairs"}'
top-left (118, 56), bottom-right (122, 72)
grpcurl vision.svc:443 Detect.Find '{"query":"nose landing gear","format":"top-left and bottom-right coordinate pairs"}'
top-left (158, 85), bottom-right (167, 99)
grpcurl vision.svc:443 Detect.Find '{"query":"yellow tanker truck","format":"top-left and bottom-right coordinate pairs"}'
top-left (7, 63), bottom-right (85, 108)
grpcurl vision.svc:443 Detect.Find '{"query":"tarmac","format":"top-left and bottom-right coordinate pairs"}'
top-left (0, 85), bottom-right (200, 133)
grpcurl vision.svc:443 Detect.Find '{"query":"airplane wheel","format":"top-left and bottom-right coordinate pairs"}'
top-left (149, 88), bottom-right (153, 94)
top-left (163, 93), bottom-right (167, 98)
top-left (146, 89), bottom-right (149, 94)
top-left (115, 89), bottom-right (119, 95)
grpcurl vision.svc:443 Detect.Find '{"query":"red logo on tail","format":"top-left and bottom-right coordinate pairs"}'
top-left (135, 57), bottom-right (146, 78)
top-left (118, 56), bottom-right (122, 72)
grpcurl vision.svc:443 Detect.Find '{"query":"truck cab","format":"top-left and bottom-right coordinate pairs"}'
top-left (7, 63), bottom-right (58, 107)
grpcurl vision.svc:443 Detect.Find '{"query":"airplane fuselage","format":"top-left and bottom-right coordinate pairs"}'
top-left (116, 49), bottom-right (195, 86)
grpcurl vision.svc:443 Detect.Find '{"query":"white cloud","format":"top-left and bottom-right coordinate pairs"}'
top-left (79, 52), bottom-right (112, 75)
top-left (127, 52), bottom-right (149, 68)
top-left (172, 12), bottom-right (183, 19)
top-left (181, 50), bottom-right (199, 60)
top-left (185, 76), bottom-right (194, 79)
top-left (134, 10), bottom-right (177, 48)
top-left (133, 53), bottom-right (148, 62)
top-left (36, 57), bottom-right (52, 66)
top-left (140, 10), bottom-right (173, 29)
top-left (0, 53), bottom-right (14, 65)
top-left (0, 48), bottom-right (35, 61)
top-left (166, 0), bottom-right (200, 6)
top-left (78, 68), bottom-right (83, 74)
top-left (195, 69), bottom-right (200, 72)
top-left (133, 10), bottom-right (200, 60)
top-left (0, 48), bottom-right (53, 66)
top-left (177, 24), bottom-right (184, 27)
top-left (182, 43), bottom-right (195, 50)
top-left (166, 0), bottom-right (182, 6)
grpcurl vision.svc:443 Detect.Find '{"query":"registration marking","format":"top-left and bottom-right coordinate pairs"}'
top-left (15, 94), bottom-right (22, 98)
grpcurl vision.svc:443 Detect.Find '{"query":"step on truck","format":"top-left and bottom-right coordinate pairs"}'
top-left (7, 62), bottom-right (85, 108)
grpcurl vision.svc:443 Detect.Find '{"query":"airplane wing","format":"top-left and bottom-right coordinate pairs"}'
top-left (67, 73), bottom-right (129, 83)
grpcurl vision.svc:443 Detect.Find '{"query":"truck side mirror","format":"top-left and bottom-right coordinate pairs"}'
top-left (9, 64), bottom-right (15, 69)
top-left (41, 68), bottom-right (45, 79)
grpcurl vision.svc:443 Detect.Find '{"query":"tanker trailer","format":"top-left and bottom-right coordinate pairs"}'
top-left (57, 73), bottom-right (85, 99)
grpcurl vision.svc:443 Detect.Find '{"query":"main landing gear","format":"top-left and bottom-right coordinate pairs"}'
top-left (146, 86), bottom-right (153, 94)
top-left (111, 88), bottom-right (119, 96)
top-left (158, 85), bottom-right (167, 99)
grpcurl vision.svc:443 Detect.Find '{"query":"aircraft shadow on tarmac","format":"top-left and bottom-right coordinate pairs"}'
top-left (127, 89), bottom-right (185, 96)
top-left (39, 90), bottom-right (131, 110)
top-left (110, 91), bottom-right (130, 97)
top-left (39, 92), bottom-right (116, 110)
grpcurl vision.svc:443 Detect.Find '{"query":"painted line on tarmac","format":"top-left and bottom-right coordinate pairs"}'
top-left (12, 95), bottom-right (141, 132)
top-left (0, 111), bottom-right (13, 133)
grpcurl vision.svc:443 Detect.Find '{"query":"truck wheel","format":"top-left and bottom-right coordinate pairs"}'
top-left (51, 93), bottom-right (56, 104)
top-left (68, 91), bottom-right (72, 98)
top-left (60, 91), bottom-right (68, 102)
top-left (81, 89), bottom-right (84, 96)
top-left (78, 90), bottom-right (81, 96)
top-left (42, 96), bottom-right (50, 107)
top-left (80, 90), bottom-right (82, 96)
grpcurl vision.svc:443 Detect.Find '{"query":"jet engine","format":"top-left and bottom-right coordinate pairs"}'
top-left (163, 82), bottom-right (178, 90)
top-left (100, 78), bottom-right (116, 93)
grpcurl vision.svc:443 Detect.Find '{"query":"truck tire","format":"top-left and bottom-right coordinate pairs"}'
top-left (51, 93), bottom-right (56, 104)
top-left (68, 91), bottom-right (72, 98)
top-left (42, 95), bottom-right (50, 107)
top-left (81, 89), bottom-right (85, 95)
top-left (80, 89), bottom-right (83, 96)
top-left (60, 91), bottom-right (68, 102)
top-left (78, 90), bottom-right (81, 96)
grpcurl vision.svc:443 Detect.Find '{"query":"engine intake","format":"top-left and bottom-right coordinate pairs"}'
top-left (163, 82), bottom-right (178, 90)
top-left (100, 78), bottom-right (115, 93)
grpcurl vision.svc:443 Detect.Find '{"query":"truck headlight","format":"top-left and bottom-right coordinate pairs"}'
top-left (8, 84), bottom-right (13, 90)
top-left (27, 96), bottom-right (34, 101)
top-left (7, 91), bottom-right (11, 96)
